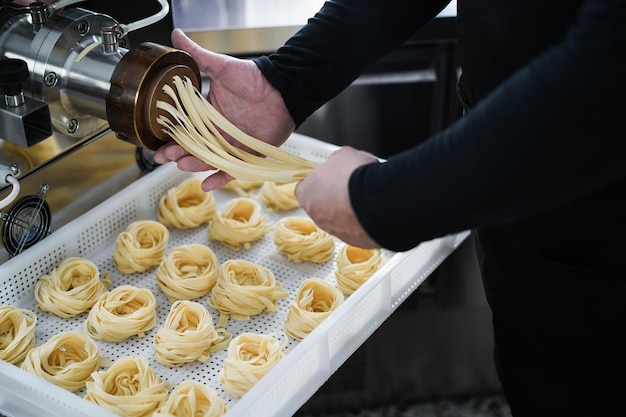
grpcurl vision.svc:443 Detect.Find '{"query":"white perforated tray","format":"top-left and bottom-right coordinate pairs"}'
top-left (0, 133), bottom-right (468, 417)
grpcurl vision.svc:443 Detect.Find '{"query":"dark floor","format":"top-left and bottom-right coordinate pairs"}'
top-left (297, 395), bottom-right (512, 417)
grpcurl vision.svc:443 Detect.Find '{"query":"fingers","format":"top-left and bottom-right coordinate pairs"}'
top-left (171, 28), bottom-right (225, 80)
top-left (153, 143), bottom-right (214, 172)
top-left (201, 171), bottom-right (234, 192)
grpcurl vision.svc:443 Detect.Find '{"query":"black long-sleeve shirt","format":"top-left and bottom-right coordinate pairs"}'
top-left (255, 0), bottom-right (626, 263)
top-left (255, 2), bottom-right (626, 411)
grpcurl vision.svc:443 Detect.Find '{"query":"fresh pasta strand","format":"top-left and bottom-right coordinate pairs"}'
top-left (273, 216), bottom-right (335, 263)
top-left (335, 245), bottom-right (387, 295)
top-left (113, 220), bottom-right (169, 274)
top-left (156, 243), bottom-right (220, 302)
top-left (259, 181), bottom-right (300, 212)
top-left (21, 331), bottom-right (108, 392)
top-left (153, 380), bottom-right (228, 417)
top-left (220, 332), bottom-right (287, 398)
top-left (0, 305), bottom-right (36, 365)
top-left (208, 259), bottom-right (289, 327)
top-left (158, 177), bottom-right (216, 228)
top-left (85, 356), bottom-right (169, 417)
top-left (156, 75), bottom-right (316, 183)
top-left (154, 300), bottom-right (231, 368)
top-left (34, 257), bottom-right (111, 318)
top-left (284, 278), bottom-right (344, 340)
top-left (208, 197), bottom-right (269, 251)
top-left (84, 285), bottom-right (157, 342)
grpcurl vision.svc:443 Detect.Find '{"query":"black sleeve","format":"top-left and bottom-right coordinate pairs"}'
top-left (349, 0), bottom-right (626, 252)
top-left (253, 0), bottom-right (451, 127)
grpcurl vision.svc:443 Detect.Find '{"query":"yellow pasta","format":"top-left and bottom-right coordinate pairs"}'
top-left (208, 259), bottom-right (289, 327)
top-left (113, 220), bottom-right (169, 274)
top-left (335, 245), bottom-right (387, 295)
top-left (156, 75), bottom-right (316, 183)
top-left (85, 356), bottom-right (169, 417)
top-left (153, 380), bottom-right (228, 417)
top-left (21, 331), bottom-right (108, 392)
top-left (220, 332), bottom-right (287, 398)
top-left (156, 244), bottom-right (220, 302)
top-left (0, 305), bottom-right (36, 364)
top-left (84, 285), bottom-right (157, 342)
top-left (221, 179), bottom-right (264, 197)
top-left (259, 181), bottom-right (300, 212)
top-left (158, 177), bottom-right (216, 229)
top-left (34, 257), bottom-right (111, 318)
top-left (273, 216), bottom-right (335, 263)
top-left (154, 300), bottom-right (231, 368)
top-left (208, 197), bottom-right (269, 251)
top-left (284, 278), bottom-right (344, 340)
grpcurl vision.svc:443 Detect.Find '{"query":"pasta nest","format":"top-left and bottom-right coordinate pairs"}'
top-left (0, 305), bottom-right (37, 364)
top-left (157, 177), bottom-right (216, 229)
top-left (84, 285), bottom-right (157, 342)
top-left (156, 244), bottom-right (220, 302)
top-left (21, 331), bottom-right (108, 392)
top-left (284, 278), bottom-right (344, 340)
top-left (335, 245), bottom-right (387, 295)
top-left (207, 198), bottom-right (269, 251)
top-left (273, 216), bottom-right (335, 263)
top-left (113, 220), bottom-right (169, 274)
top-left (154, 300), bottom-right (231, 368)
top-left (221, 178), bottom-right (264, 196)
top-left (153, 380), bottom-right (228, 417)
top-left (219, 332), bottom-right (287, 398)
top-left (208, 259), bottom-right (289, 326)
top-left (85, 356), bottom-right (169, 417)
top-left (34, 257), bottom-right (111, 318)
top-left (259, 181), bottom-right (300, 212)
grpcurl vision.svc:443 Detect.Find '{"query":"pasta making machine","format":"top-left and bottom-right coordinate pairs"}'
top-left (0, 0), bottom-right (200, 259)
top-left (0, 0), bottom-right (200, 149)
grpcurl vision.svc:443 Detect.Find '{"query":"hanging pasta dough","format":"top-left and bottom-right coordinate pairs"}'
top-left (34, 257), bottom-right (111, 318)
top-left (208, 197), bottom-right (269, 251)
top-left (156, 75), bottom-right (316, 183)
top-left (335, 245), bottom-right (386, 295)
top-left (158, 177), bottom-right (216, 228)
top-left (113, 220), bottom-right (169, 274)
top-left (85, 356), bottom-right (169, 417)
top-left (219, 332), bottom-right (287, 398)
top-left (208, 259), bottom-right (289, 327)
top-left (273, 216), bottom-right (335, 263)
top-left (156, 243), bottom-right (220, 302)
top-left (154, 300), bottom-right (231, 368)
top-left (0, 305), bottom-right (36, 365)
top-left (84, 285), bottom-right (157, 342)
top-left (284, 278), bottom-right (344, 340)
top-left (21, 331), bottom-right (108, 392)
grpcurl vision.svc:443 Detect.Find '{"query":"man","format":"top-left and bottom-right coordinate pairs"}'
top-left (155, 1), bottom-right (626, 415)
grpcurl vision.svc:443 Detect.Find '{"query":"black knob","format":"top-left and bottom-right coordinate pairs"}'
top-left (0, 58), bottom-right (29, 96)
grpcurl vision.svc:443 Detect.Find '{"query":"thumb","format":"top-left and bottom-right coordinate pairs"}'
top-left (171, 28), bottom-right (225, 79)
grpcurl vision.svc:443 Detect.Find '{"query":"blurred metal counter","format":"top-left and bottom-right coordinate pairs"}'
top-left (173, 0), bottom-right (457, 55)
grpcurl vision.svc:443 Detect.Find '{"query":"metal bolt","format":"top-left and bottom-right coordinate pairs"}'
top-left (67, 119), bottom-right (79, 134)
top-left (118, 37), bottom-right (127, 48)
top-left (44, 72), bottom-right (57, 87)
top-left (10, 163), bottom-right (21, 176)
top-left (77, 20), bottom-right (90, 35)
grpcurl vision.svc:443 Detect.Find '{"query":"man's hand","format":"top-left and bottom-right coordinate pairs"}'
top-left (153, 28), bottom-right (295, 191)
top-left (296, 146), bottom-right (380, 248)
